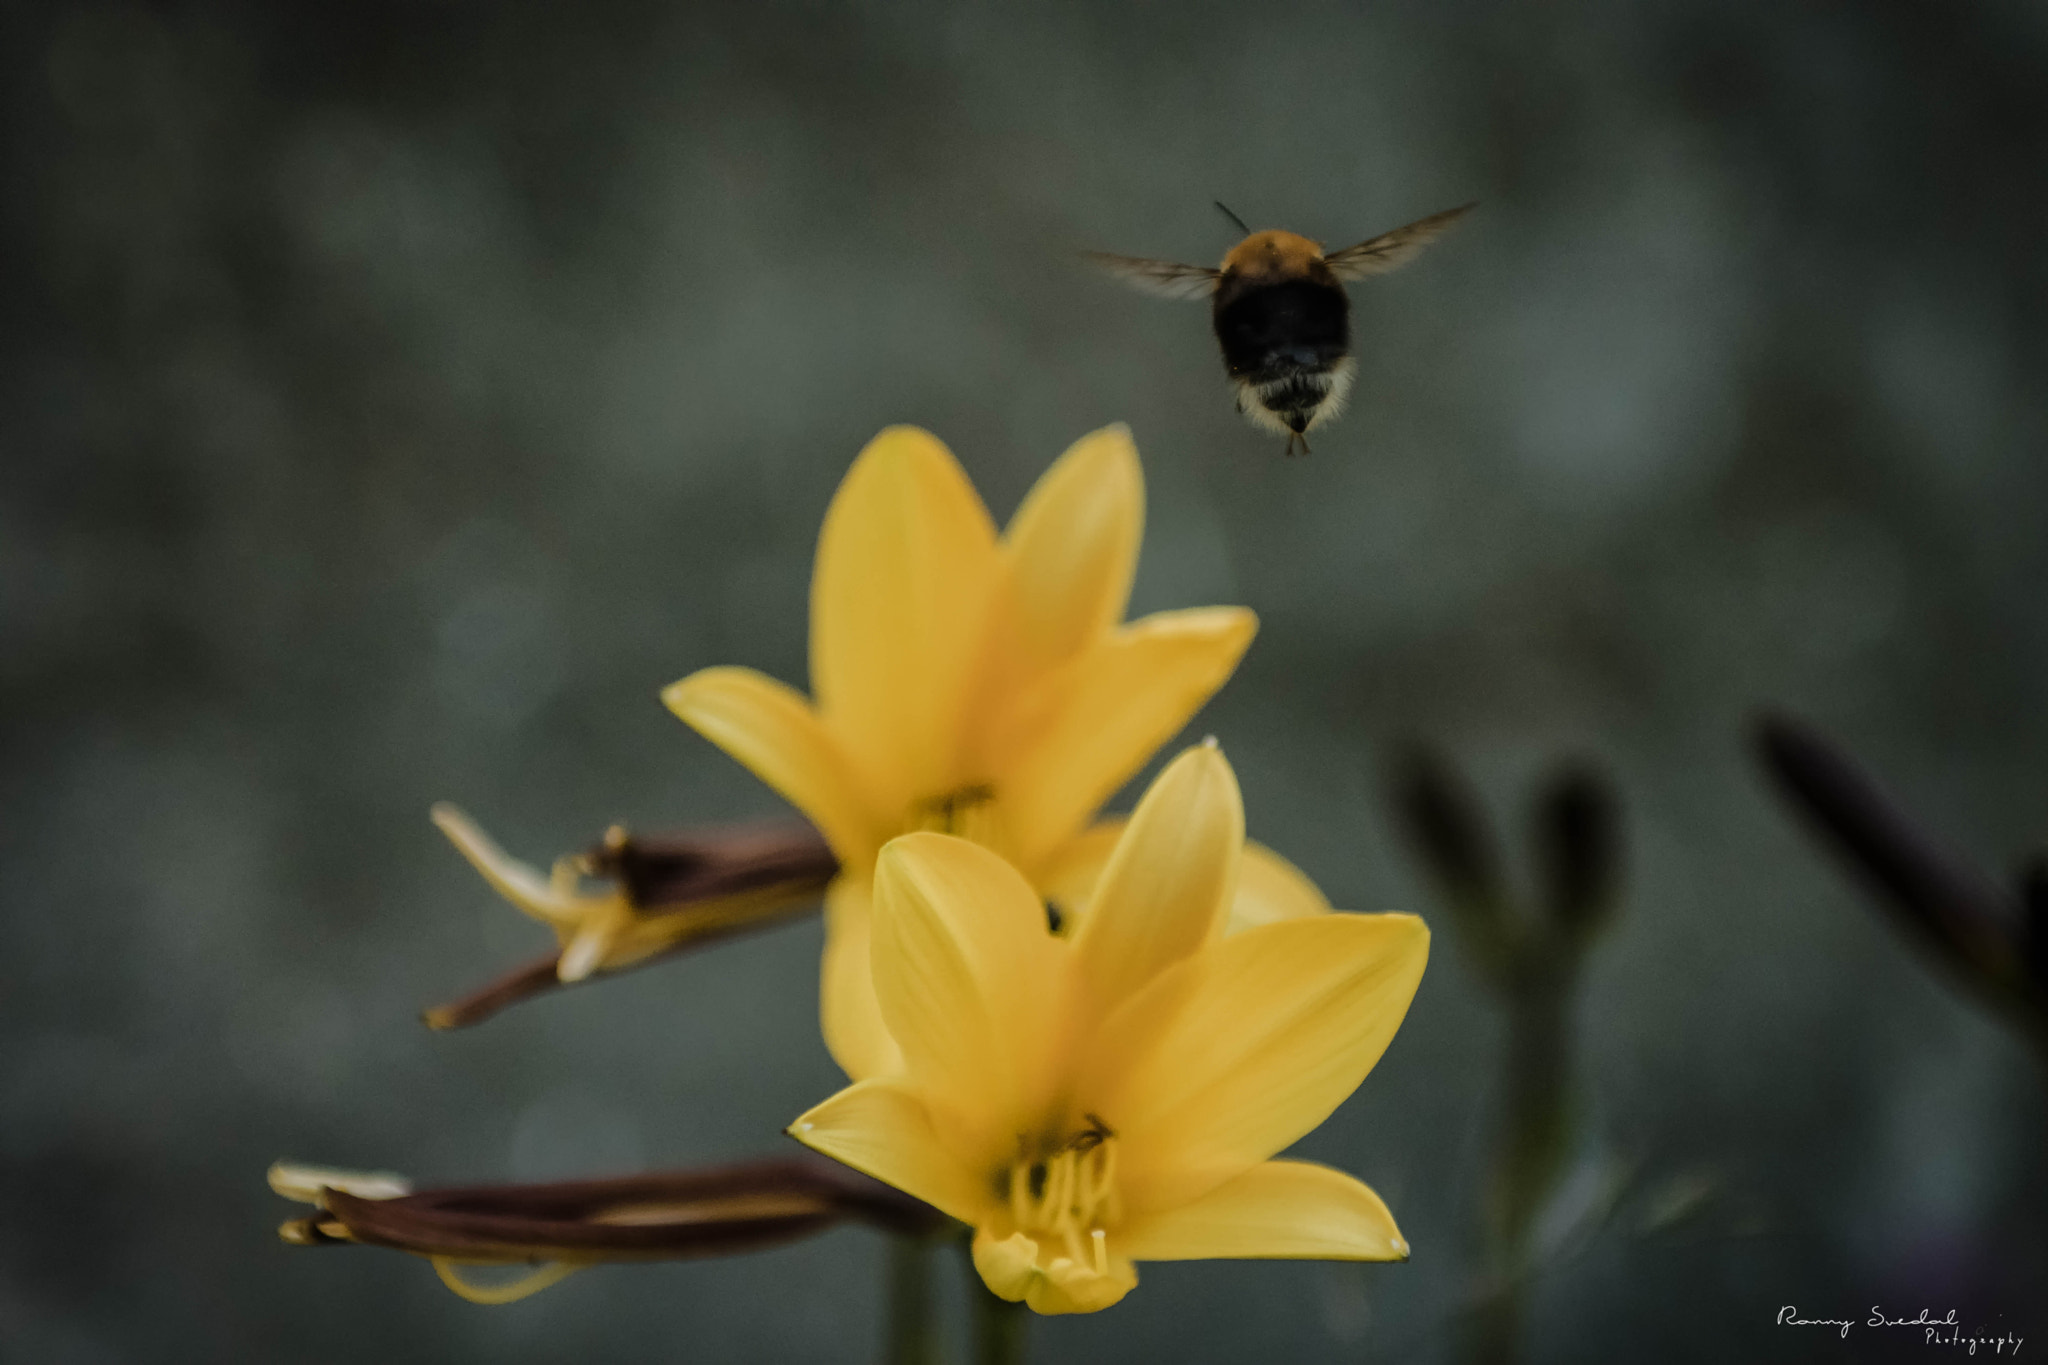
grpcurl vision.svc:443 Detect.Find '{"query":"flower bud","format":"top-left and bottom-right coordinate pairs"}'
top-left (1387, 743), bottom-right (1506, 918)
top-left (1530, 761), bottom-right (1622, 939)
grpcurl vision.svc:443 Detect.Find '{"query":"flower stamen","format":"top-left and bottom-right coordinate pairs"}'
top-left (1000, 1124), bottom-right (1122, 1275)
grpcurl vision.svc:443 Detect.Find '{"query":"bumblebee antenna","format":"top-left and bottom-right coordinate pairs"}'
top-left (1213, 201), bottom-right (1253, 236)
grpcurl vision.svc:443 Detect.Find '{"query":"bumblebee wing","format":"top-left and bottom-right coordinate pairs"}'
top-left (1083, 252), bottom-right (1220, 302)
top-left (1323, 202), bottom-right (1476, 281)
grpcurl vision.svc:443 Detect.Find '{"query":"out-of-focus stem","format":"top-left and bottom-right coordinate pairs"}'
top-left (1754, 712), bottom-right (2048, 1072)
top-left (886, 1234), bottom-right (942, 1365)
top-left (1467, 958), bottom-right (1577, 1365)
top-left (1386, 749), bottom-right (1619, 1365)
top-left (973, 1276), bottom-right (1029, 1365)
top-left (1494, 964), bottom-right (1575, 1252)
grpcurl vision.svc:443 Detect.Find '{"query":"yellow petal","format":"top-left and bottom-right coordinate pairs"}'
top-left (433, 1259), bottom-right (580, 1304)
top-left (818, 876), bottom-right (903, 1081)
top-left (1228, 842), bottom-right (1333, 933)
top-left (1034, 820), bottom-right (1124, 932)
top-left (1090, 912), bottom-right (1429, 1212)
top-left (1117, 1159), bottom-right (1409, 1262)
top-left (430, 804), bottom-right (580, 934)
top-left (809, 427), bottom-right (1000, 808)
top-left (789, 1078), bottom-right (986, 1227)
top-left (1042, 824), bottom-right (1330, 940)
top-left (870, 834), bottom-right (1068, 1144)
top-left (1002, 608), bottom-right (1256, 871)
top-left (1070, 744), bottom-right (1243, 1019)
top-left (998, 424), bottom-right (1143, 673)
top-left (972, 1229), bottom-right (1044, 1303)
top-left (267, 1161), bottom-right (411, 1205)
top-left (1029, 1253), bottom-right (1138, 1315)
top-left (663, 666), bottom-right (877, 867)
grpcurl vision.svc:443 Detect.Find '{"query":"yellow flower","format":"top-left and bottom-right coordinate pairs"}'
top-left (789, 743), bottom-right (1429, 1315)
top-left (664, 425), bottom-right (1273, 1079)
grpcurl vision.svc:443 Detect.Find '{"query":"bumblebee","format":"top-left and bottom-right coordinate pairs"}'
top-left (1089, 202), bottom-right (1473, 454)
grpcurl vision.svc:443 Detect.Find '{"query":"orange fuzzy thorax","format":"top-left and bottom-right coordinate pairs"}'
top-left (1218, 230), bottom-right (1327, 281)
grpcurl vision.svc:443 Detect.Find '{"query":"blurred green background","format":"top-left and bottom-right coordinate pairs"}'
top-left (4, 2), bottom-right (2045, 1360)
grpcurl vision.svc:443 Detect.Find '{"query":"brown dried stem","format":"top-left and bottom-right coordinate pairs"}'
top-left (280, 1155), bottom-right (945, 1264)
top-left (423, 821), bottom-right (839, 1030)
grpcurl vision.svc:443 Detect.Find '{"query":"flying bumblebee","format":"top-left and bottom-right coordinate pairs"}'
top-left (1088, 201), bottom-right (1474, 455)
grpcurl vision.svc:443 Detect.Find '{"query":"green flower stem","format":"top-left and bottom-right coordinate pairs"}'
top-left (885, 1234), bottom-right (941, 1365)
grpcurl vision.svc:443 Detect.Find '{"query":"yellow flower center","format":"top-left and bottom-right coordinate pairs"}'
top-left (1002, 1119), bottom-right (1122, 1279)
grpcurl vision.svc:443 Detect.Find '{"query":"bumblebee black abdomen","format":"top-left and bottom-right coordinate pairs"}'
top-left (1211, 279), bottom-right (1350, 380)
top-left (1211, 277), bottom-right (1354, 444)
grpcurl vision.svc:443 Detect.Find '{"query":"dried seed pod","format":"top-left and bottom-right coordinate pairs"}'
top-left (272, 1156), bottom-right (948, 1303)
